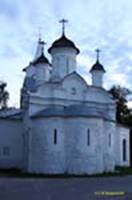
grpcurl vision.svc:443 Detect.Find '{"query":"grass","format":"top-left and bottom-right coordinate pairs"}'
top-left (115, 166), bottom-right (132, 175)
top-left (0, 167), bottom-right (132, 178)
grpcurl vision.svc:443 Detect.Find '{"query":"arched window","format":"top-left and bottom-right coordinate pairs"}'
top-left (123, 139), bottom-right (127, 161)
top-left (66, 57), bottom-right (69, 73)
top-left (54, 129), bottom-right (57, 145)
top-left (71, 87), bottom-right (76, 95)
top-left (108, 134), bottom-right (111, 147)
top-left (3, 147), bottom-right (10, 156)
top-left (87, 129), bottom-right (90, 146)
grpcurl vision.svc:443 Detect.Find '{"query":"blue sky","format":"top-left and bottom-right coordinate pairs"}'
top-left (0, 0), bottom-right (132, 107)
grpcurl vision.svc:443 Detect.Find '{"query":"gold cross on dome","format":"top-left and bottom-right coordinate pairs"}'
top-left (95, 49), bottom-right (101, 62)
top-left (59, 19), bottom-right (68, 35)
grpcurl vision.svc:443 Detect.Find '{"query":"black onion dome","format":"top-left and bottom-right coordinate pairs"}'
top-left (48, 35), bottom-right (80, 54)
top-left (90, 60), bottom-right (106, 73)
top-left (32, 52), bottom-right (49, 65)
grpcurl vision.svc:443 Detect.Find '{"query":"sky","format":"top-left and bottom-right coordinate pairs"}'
top-left (0, 0), bottom-right (132, 107)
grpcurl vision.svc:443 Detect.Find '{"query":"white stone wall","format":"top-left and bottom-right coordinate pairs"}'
top-left (35, 63), bottom-right (50, 82)
top-left (0, 119), bottom-right (23, 169)
top-left (25, 65), bottom-right (36, 77)
top-left (64, 117), bottom-right (104, 174)
top-left (103, 121), bottom-right (116, 172)
top-left (28, 117), bottom-right (65, 173)
top-left (28, 116), bottom-right (110, 175)
top-left (91, 71), bottom-right (104, 87)
top-left (51, 48), bottom-right (77, 79)
top-left (115, 125), bottom-right (130, 166)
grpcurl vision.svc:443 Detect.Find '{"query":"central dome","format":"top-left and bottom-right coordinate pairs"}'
top-left (48, 35), bottom-right (80, 54)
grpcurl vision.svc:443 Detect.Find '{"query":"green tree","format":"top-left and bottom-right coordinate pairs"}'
top-left (109, 85), bottom-right (132, 125)
top-left (0, 82), bottom-right (9, 109)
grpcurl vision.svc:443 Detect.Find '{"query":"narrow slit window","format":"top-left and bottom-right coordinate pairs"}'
top-left (87, 129), bottom-right (90, 146)
top-left (108, 134), bottom-right (111, 147)
top-left (123, 139), bottom-right (127, 161)
top-left (3, 147), bottom-right (10, 156)
top-left (71, 87), bottom-right (76, 95)
top-left (54, 129), bottom-right (57, 144)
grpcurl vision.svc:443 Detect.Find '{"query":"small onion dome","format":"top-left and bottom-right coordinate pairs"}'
top-left (32, 52), bottom-right (50, 66)
top-left (48, 35), bottom-right (80, 54)
top-left (90, 60), bottom-right (106, 73)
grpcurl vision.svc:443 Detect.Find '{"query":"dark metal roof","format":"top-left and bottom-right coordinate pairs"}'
top-left (90, 61), bottom-right (106, 73)
top-left (0, 108), bottom-right (23, 120)
top-left (48, 35), bottom-right (80, 54)
top-left (32, 52), bottom-right (49, 65)
top-left (31, 105), bottom-right (110, 120)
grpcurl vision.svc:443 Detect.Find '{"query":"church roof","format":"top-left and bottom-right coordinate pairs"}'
top-left (48, 34), bottom-right (80, 54)
top-left (32, 52), bottom-right (50, 65)
top-left (90, 60), bottom-right (106, 73)
top-left (0, 108), bottom-right (22, 120)
top-left (31, 105), bottom-right (112, 121)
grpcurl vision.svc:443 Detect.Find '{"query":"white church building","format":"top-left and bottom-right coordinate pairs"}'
top-left (0, 20), bottom-right (130, 175)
